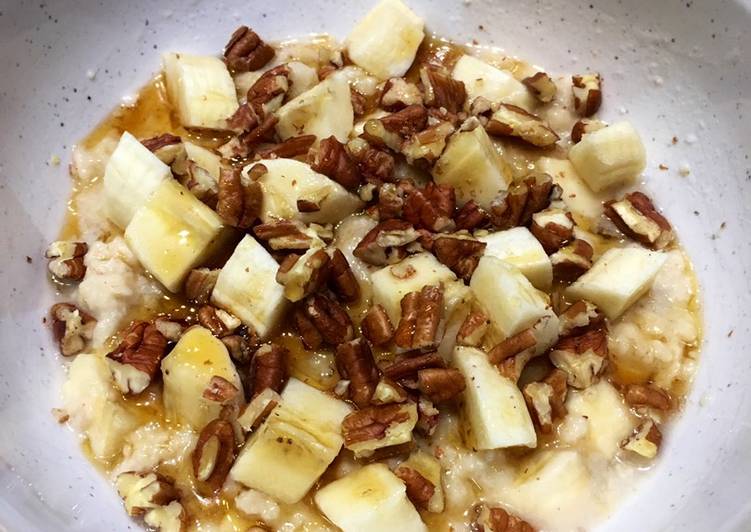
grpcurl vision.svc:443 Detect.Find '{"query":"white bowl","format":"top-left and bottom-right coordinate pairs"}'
top-left (1, 0), bottom-right (750, 530)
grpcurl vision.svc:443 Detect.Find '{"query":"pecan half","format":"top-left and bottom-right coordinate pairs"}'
top-left (311, 136), bottom-right (362, 190)
top-left (192, 419), bottom-right (236, 493)
top-left (224, 26), bottom-right (274, 72)
top-left (342, 403), bottom-right (412, 446)
top-left (572, 73), bottom-right (602, 117)
top-left (49, 303), bottom-right (95, 356)
top-left (402, 181), bottom-right (456, 232)
top-left (361, 304), bottom-right (395, 346)
top-left (550, 239), bottom-right (593, 282)
top-left (456, 311), bottom-right (490, 347)
top-left (107, 322), bottom-right (168, 394)
top-left (433, 234), bottom-right (486, 281)
top-left (381, 78), bottom-right (423, 111)
top-left (45, 241), bottom-right (88, 282)
top-left (472, 503), bottom-right (535, 532)
top-left (336, 337), bottom-right (380, 408)
top-left (488, 328), bottom-right (537, 365)
top-left (347, 138), bottom-right (396, 184)
top-left (251, 343), bottom-right (288, 399)
top-left (558, 300), bottom-right (604, 337)
top-left (622, 419), bottom-right (662, 459)
top-left (394, 466), bottom-right (435, 510)
top-left (549, 327), bottom-right (608, 389)
top-left (420, 65), bottom-right (467, 114)
top-left (489, 173), bottom-right (555, 229)
top-left (530, 207), bottom-right (575, 254)
top-left (294, 293), bottom-right (354, 348)
top-left (571, 118), bottom-right (607, 143)
top-left (353, 219), bottom-right (421, 266)
top-left (455, 200), bottom-right (490, 231)
top-left (523, 368), bottom-right (568, 433)
top-left (328, 249), bottom-right (360, 303)
top-left (486, 104), bottom-right (559, 148)
top-left (254, 220), bottom-right (316, 250)
top-left (604, 192), bottom-right (674, 249)
top-left (203, 375), bottom-right (240, 403)
top-left (185, 268), bottom-right (220, 305)
top-left (382, 352), bottom-right (445, 381)
top-left (394, 285), bottom-right (444, 351)
top-left (417, 368), bottom-right (465, 403)
top-left (254, 134), bottom-right (316, 160)
top-left (115, 472), bottom-right (180, 517)
top-left (276, 248), bottom-right (330, 302)
top-left (198, 305), bottom-right (241, 338)
top-left (522, 71), bottom-right (557, 103)
top-left (623, 383), bottom-right (672, 411)
top-left (379, 104), bottom-right (429, 138)
top-left (216, 167), bottom-right (262, 228)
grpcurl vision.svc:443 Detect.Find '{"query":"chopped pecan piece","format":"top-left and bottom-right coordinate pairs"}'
top-left (523, 368), bottom-right (568, 433)
top-left (198, 305), bottom-right (241, 338)
top-left (371, 377), bottom-right (409, 404)
top-left (416, 396), bottom-right (440, 436)
top-left (348, 138), bottom-right (396, 184)
top-left (216, 167), bottom-right (262, 228)
top-left (472, 503), bottom-right (535, 532)
top-left (401, 121), bottom-right (455, 166)
top-left (530, 207), bottom-right (575, 254)
top-left (420, 65), bottom-right (467, 114)
top-left (203, 375), bottom-right (240, 403)
top-left (192, 419), bottom-right (236, 494)
top-left (45, 241), bottom-right (88, 282)
top-left (107, 322), bottom-right (168, 394)
top-left (311, 136), bottom-right (362, 190)
top-left (143, 501), bottom-right (187, 532)
top-left (294, 293), bottom-right (354, 348)
top-left (276, 248), bottom-right (330, 302)
top-left (254, 220), bottom-right (316, 250)
top-left (572, 73), bottom-right (602, 117)
top-left (522, 71), bottom-right (557, 103)
top-left (254, 134), bottom-right (316, 160)
top-left (486, 104), bottom-right (559, 148)
top-left (251, 343), bottom-right (288, 398)
top-left (381, 78), bottom-right (424, 111)
top-left (604, 192), bottom-right (674, 249)
top-left (342, 403), bottom-right (413, 448)
top-left (558, 300), bottom-right (604, 337)
top-left (115, 472), bottom-right (179, 517)
top-left (224, 26), bottom-right (274, 72)
top-left (623, 383), bottom-right (673, 411)
top-left (382, 352), bottom-right (445, 381)
top-left (549, 327), bottom-right (608, 389)
top-left (488, 328), bottom-right (537, 365)
top-left (380, 104), bottom-right (429, 138)
top-left (550, 239), bottom-right (593, 281)
top-left (394, 285), bottom-right (444, 351)
top-left (489, 173), bottom-right (555, 229)
top-left (141, 133), bottom-right (182, 155)
top-left (184, 268), bottom-right (220, 305)
top-left (402, 181), bottom-right (456, 232)
top-left (571, 118), bottom-right (607, 143)
top-left (361, 304), bottom-right (395, 346)
top-left (417, 368), bottom-right (465, 403)
top-left (353, 219), bottom-right (421, 266)
top-left (394, 466), bottom-right (435, 510)
top-left (49, 303), bottom-right (95, 356)
top-left (456, 311), bottom-right (490, 347)
top-left (222, 329), bottom-right (259, 366)
top-left (336, 337), bottom-right (380, 408)
top-left (328, 249), bottom-right (360, 303)
top-left (622, 419), bottom-right (662, 459)
top-left (432, 234), bottom-right (486, 281)
top-left (455, 200), bottom-right (490, 231)
top-left (292, 308), bottom-right (323, 350)
top-left (375, 182), bottom-right (405, 220)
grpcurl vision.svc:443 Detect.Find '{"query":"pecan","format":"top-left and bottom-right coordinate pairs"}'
top-left (549, 327), bottom-right (608, 389)
top-left (376, 183), bottom-right (405, 220)
top-left (624, 383), bottom-right (672, 411)
top-left (49, 303), bottom-right (95, 356)
top-left (143, 501), bottom-right (187, 532)
top-left (571, 118), bottom-right (607, 143)
top-left (216, 167), bottom-right (262, 228)
top-left (401, 121), bottom-right (455, 167)
top-left (251, 343), bottom-right (288, 399)
top-left (486, 104), bottom-right (559, 148)
top-left (184, 268), bottom-right (220, 305)
top-left (276, 248), bottom-right (330, 302)
top-left (379, 104), bottom-right (429, 138)
top-left (222, 329), bottom-right (259, 366)
top-left (572, 73), bottom-right (602, 117)
top-left (336, 338), bottom-right (380, 408)
top-left (115, 472), bottom-right (180, 517)
top-left (310, 135), bottom-right (361, 190)
top-left (522, 71), bottom-right (557, 103)
top-left (456, 311), bottom-right (490, 347)
top-left (489, 173), bottom-right (556, 229)
top-left (328, 249), bottom-right (360, 303)
top-left (472, 503), bottom-right (535, 532)
top-left (432, 234), bottom-right (486, 281)
top-left (381, 78), bottom-right (423, 111)
top-left (382, 352), bottom-right (445, 381)
top-left (604, 192), bottom-right (674, 249)
top-left (203, 375), bottom-right (240, 403)
top-left (294, 293), bottom-right (354, 348)
top-left (530, 207), bottom-right (575, 254)
top-left (550, 239), bottom-right (593, 282)
top-left (350, 88), bottom-right (368, 117)
top-left (45, 241), bottom-right (88, 282)
top-left (622, 419), bottom-right (662, 459)
top-left (141, 132), bottom-right (182, 154)
top-left (248, 66), bottom-right (292, 116)
top-left (238, 387), bottom-right (282, 432)
top-left (361, 304), bottom-right (395, 346)
top-left (342, 403), bottom-right (412, 446)
top-left (292, 308), bottom-right (323, 350)
top-left (254, 134), bottom-right (316, 160)
top-left (395, 466), bottom-right (435, 510)
top-left (224, 26), bottom-right (274, 72)
top-left (488, 328), bottom-right (537, 365)
top-left (394, 285), bottom-right (444, 351)
top-left (497, 316), bottom-right (559, 383)
top-left (353, 219), bottom-right (420, 266)
top-left (227, 103), bottom-right (261, 134)
top-left (455, 200), bottom-right (490, 231)
top-left (253, 220), bottom-right (316, 250)
top-left (417, 368), bottom-right (465, 403)
top-left (107, 322), bottom-right (168, 394)
top-left (192, 419), bottom-right (236, 493)
top-left (198, 305), bottom-right (241, 338)
top-left (558, 300), bottom-right (604, 337)
top-left (402, 181), bottom-right (456, 233)
top-left (415, 396), bottom-right (440, 436)
top-left (523, 368), bottom-right (568, 433)
top-left (420, 64), bottom-right (467, 114)
top-left (348, 138), bottom-right (396, 184)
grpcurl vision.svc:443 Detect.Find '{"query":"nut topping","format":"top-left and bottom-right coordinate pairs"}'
top-left (523, 368), bottom-right (568, 433)
top-left (558, 300), bottom-right (604, 337)
top-left (347, 138), bottom-right (396, 184)
top-left (455, 200), bottom-right (490, 231)
top-left (216, 167), bottom-right (263, 229)
top-left (45, 240), bottom-right (88, 282)
top-left (143, 501), bottom-right (187, 532)
top-left (394, 466), bottom-right (435, 510)
top-left (572, 73), bottom-right (602, 117)
top-left (184, 268), bottom-right (220, 305)
top-left (417, 368), bottom-right (465, 403)
top-left (379, 104), bottom-right (429, 139)
top-left (622, 419), bottom-right (662, 459)
top-left (224, 26), bottom-right (275, 72)
top-left (549, 327), bottom-right (608, 389)
top-left (419, 65), bottom-right (467, 114)
top-left (353, 219), bottom-right (421, 266)
top-left (485, 104), bottom-right (559, 148)
top-left (623, 383), bottom-right (673, 411)
top-left (276, 248), bottom-right (330, 302)
top-left (203, 375), bottom-right (240, 403)
top-left (251, 343), bottom-right (288, 399)
top-left (530, 207), bottom-right (575, 254)
top-left (472, 503), bottom-right (535, 532)
top-left (192, 419), bottom-right (236, 493)
top-left (488, 328), bottom-right (537, 365)
top-left (402, 181), bottom-right (456, 233)
top-left (522, 71), bottom-right (557, 103)
top-left (550, 239), bottom-right (594, 282)
top-left (222, 329), bottom-right (259, 366)
top-left (141, 133), bottom-right (183, 157)
top-left (432, 234), bottom-right (486, 281)
top-left (489, 173), bottom-right (555, 230)
top-left (571, 118), bottom-right (607, 143)
top-left (115, 472), bottom-right (179, 517)
top-left (604, 192), bottom-right (674, 249)
top-left (198, 305), bottom-right (241, 338)
top-left (394, 284), bottom-right (444, 351)
top-left (253, 220), bottom-right (317, 250)
top-left (382, 352), bottom-right (445, 381)
top-left (107, 321), bottom-right (168, 394)
top-left (327, 249), bottom-right (360, 303)
top-left (361, 304), bottom-right (395, 346)
top-left (254, 134), bottom-right (316, 160)
top-left (49, 303), bottom-right (95, 356)
top-left (400, 121), bottom-right (455, 166)
top-left (294, 293), bottom-right (354, 348)
top-left (456, 311), bottom-right (490, 347)
top-left (381, 78), bottom-right (424, 111)
top-left (336, 337), bottom-right (380, 408)
top-left (341, 403), bottom-right (412, 446)
top-left (311, 136), bottom-right (362, 190)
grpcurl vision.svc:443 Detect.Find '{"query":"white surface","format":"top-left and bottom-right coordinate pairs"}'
top-left (0, 0), bottom-right (750, 531)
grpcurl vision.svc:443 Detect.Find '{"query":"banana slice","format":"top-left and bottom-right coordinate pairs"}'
top-left (454, 346), bottom-right (537, 450)
top-left (103, 131), bottom-right (172, 229)
top-left (162, 52), bottom-right (239, 130)
top-left (230, 378), bottom-right (352, 504)
top-left (161, 326), bottom-right (244, 430)
top-left (314, 463), bottom-right (427, 532)
top-left (184, 141), bottom-right (222, 180)
top-left (211, 235), bottom-right (288, 339)
top-left (275, 75), bottom-right (354, 143)
top-left (124, 179), bottom-right (233, 293)
top-left (345, 0), bottom-right (425, 80)
top-left (452, 55), bottom-right (535, 111)
top-left (567, 121), bottom-right (646, 192)
top-left (535, 156), bottom-right (605, 220)
top-left (566, 247), bottom-right (667, 319)
top-left (479, 227), bottom-right (552, 291)
top-left (432, 124), bottom-right (513, 208)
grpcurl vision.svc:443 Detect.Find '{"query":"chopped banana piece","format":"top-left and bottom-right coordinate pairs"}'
top-left (566, 247), bottom-right (667, 320)
top-left (452, 55), bottom-right (535, 110)
top-left (345, 0), bottom-right (425, 80)
top-left (568, 121), bottom-right (646, 192)
top-left (315, 463), bottom-right (427, 532)
top-left (535, 157), bottom-right (604, 219)
top-left (103, 131), bottom-right (172, 228)
top-left (124, 179), bottom-right (233, 292)
top-left (432, 124), bottom-right (513, 208)
top-left (163, 53), bottom-right (239, 130)
top-left (454, 346), bottom-right (537, 450)
top-left (479, 227), bottom-right (553, 290)
top-left (184, 142), bottom-right (222, 180)
top-left (211, 235), bottom-right (288, 339)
